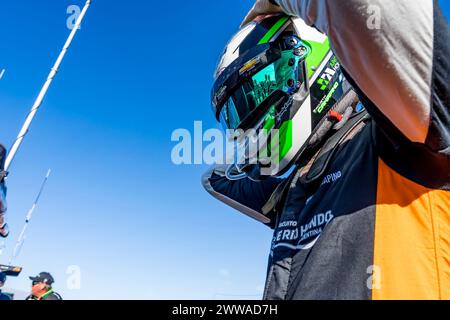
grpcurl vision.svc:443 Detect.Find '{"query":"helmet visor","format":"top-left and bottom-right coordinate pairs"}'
top-left (219, 50), bottom-right (307, 130)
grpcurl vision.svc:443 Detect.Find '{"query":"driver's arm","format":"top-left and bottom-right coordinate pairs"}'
top-left (202, 165), bottom-right (284, 228)
top-left (250, 0), bottom-right (449, 150)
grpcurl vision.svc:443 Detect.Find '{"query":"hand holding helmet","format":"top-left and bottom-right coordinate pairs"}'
top-left (241, 0), bottom-right (282, 27)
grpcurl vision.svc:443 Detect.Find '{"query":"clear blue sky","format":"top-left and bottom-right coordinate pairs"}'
top-left (0, 0), bottom-right (272, 300)
top-left (0, 0), bottom-right (448, 300)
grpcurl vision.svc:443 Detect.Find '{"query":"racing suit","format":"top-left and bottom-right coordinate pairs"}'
top-left (203, 0), bottom-right (450, 300)
top-left (26, 290), bottom-right (63, 301)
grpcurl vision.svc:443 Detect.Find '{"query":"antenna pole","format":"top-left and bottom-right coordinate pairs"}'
top-left (4, 0), bottom-right (92, 172)
top-left (9, 169), bottom-right (52, 265)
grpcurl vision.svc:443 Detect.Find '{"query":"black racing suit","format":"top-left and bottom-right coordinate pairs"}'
top-left (203, 0), bottom-right (450, 300)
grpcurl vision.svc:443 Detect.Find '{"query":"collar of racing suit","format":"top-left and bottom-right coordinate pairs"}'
top-left (40, 289), bottom-right (54, 300)
top-left (29, 288), bottom-right (54, 301)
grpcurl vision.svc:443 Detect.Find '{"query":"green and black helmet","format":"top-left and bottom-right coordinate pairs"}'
top-left (211, 15), bottom-right (350, 177)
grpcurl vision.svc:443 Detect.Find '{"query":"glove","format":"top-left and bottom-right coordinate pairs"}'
top-left (241, 0), bottom-right (283, 27)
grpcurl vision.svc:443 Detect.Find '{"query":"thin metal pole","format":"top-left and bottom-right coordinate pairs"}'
top-left (8, 169), bottom-right (52, 265)
top-left (4, 0), bottom-right (92, 172)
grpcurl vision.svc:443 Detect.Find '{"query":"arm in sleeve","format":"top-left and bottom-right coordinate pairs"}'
top-left (277, 0), bottom-right (449, 149)
top-left (202, 165), bottom-right (284, 227)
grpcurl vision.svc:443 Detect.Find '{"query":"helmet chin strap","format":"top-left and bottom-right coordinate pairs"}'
top-left (225, 164), bottom-right (248, 181)
top-left (225, 163), bottom-right (270, 182)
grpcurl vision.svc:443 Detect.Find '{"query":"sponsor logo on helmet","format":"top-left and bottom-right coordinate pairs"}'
top-left (239, 57), bottom-right (262, 76)
top-left (314, 81), bottom-right (340, 114)
top-left (214, 85), bottom-right (227, 105)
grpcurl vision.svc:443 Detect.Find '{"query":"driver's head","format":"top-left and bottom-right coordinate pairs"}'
top-left (211, 15), bottom-right (349, 178)
top-left (29, 272), bottom-right (54, 295)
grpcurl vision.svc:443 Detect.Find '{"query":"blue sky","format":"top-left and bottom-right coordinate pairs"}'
top-left (0, 0), bottom-right (448, 300)
top-left (0, 0), bottom-right (271, 300)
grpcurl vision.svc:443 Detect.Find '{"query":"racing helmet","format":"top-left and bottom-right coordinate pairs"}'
top-left (211, 15), bottom-right (350, 178)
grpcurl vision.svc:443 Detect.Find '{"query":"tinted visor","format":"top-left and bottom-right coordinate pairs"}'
top-left (219, 49), bottom-right (307, 130)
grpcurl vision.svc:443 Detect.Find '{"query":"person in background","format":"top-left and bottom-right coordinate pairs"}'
top-left (26, 272), bottom-right (62, 301)
top-left (0, 272), bottom-right (11, 301)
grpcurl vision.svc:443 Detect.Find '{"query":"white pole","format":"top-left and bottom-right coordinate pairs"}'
top-left (8, 169), bottom-right (52, 265)
top-left (4, 0), bottom-right (92, 172)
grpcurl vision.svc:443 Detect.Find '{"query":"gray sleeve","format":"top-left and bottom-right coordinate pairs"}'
top-left (202, 165), bottom-right (283, 226)
top-left (277, 0), bottom-right (438, 144)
